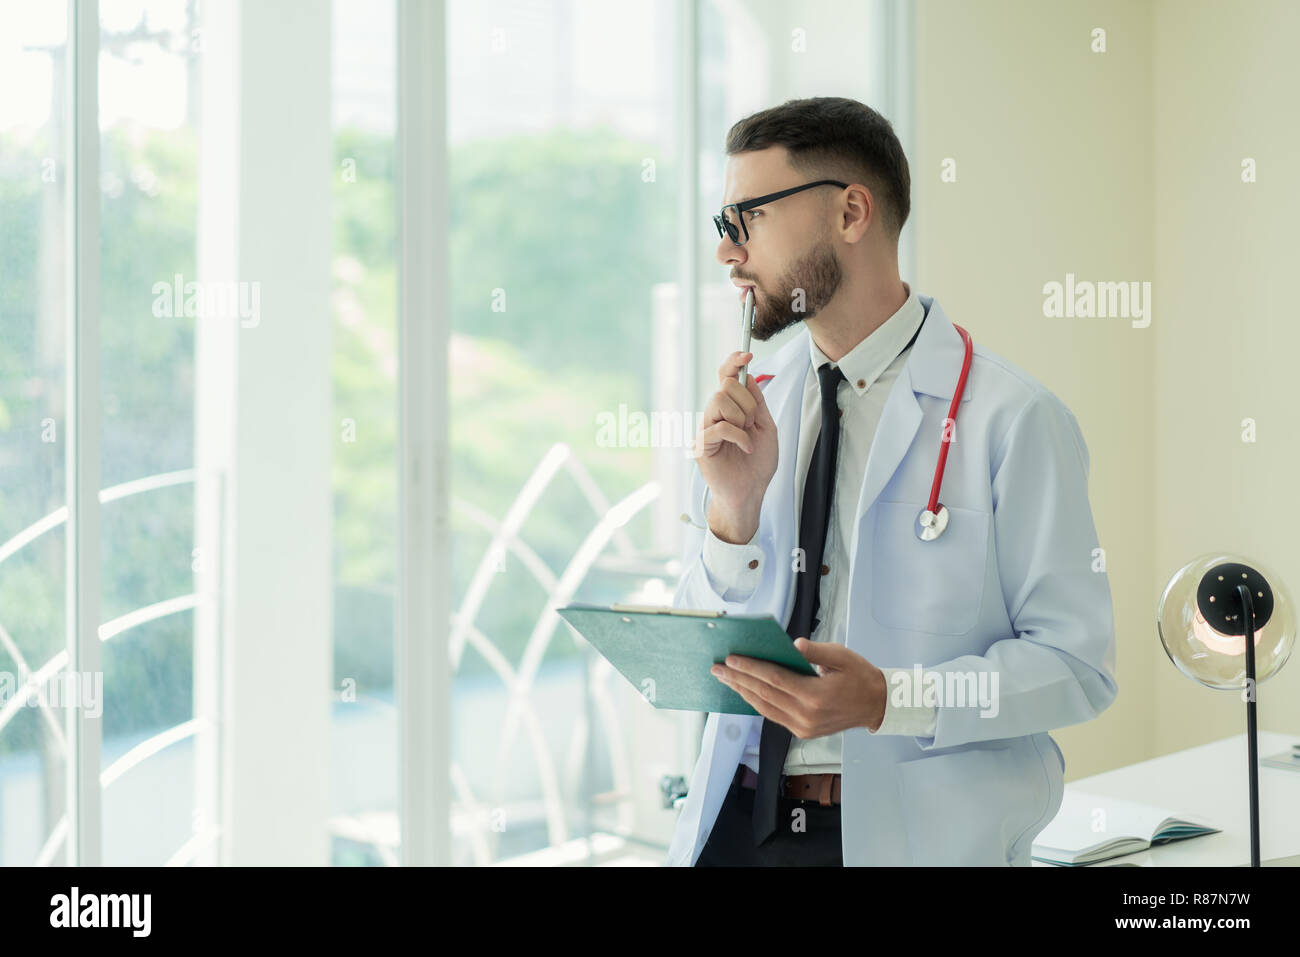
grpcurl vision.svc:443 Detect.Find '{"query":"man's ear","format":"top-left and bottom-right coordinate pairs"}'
top-left (839, 182), bottom-right (874, 242)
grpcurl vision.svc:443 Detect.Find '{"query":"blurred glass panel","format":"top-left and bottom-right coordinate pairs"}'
top-left (329, 0), bottom-right (399, 868)
top-left (97, 0), bottom-right (207, 866)
top-left (446, 0), bottom-right (683, 865)
top-left (0, 1), bottom-right (70, 867)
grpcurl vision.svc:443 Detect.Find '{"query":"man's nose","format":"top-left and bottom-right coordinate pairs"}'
top-left (715, 234), bottom-right (746, 266)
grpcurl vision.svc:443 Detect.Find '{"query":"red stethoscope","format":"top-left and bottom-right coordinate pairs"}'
top-left (916, 323), bottom-right (974, 541)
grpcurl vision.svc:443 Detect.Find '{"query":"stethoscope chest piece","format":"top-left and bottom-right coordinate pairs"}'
top-left (916, 505), bottom-right (950, 542)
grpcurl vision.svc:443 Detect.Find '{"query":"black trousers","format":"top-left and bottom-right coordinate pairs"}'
top-left (694, 767), bottom-right (843, 866)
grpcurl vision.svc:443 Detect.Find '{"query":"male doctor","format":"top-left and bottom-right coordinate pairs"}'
top-left (669, 97), bottom-right (1117, 866)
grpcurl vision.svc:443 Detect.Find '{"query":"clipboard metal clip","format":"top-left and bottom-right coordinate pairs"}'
top-left (609, 603), bottom-right (726, 618)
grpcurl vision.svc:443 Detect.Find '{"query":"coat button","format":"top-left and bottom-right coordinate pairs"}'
top-left (856, 378), bottom-right (865, 389)
top-left (820, 564), bottom-right (829, 575)
top-left (747, 559), bottom-right (759, 569)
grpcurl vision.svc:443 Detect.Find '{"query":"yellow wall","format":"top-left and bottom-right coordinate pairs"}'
top-left (1149, 0), bottom-right (1300, 759)
top-left (915, 0), bottom-right (1299, 779)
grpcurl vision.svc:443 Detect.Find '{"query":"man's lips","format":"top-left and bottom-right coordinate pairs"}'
top-left (736, 284), bottom-right (755, 302)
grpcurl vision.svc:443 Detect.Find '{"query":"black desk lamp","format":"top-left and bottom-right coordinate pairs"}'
top-left (1157, 554), bottom-right (1295, 867)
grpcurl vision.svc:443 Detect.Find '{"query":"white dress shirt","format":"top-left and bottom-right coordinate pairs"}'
top-left (701, 283), bottom-right (939, 775)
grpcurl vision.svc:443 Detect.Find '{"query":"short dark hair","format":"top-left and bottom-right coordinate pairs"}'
top-left (725, 96), bottom-right (910, 241)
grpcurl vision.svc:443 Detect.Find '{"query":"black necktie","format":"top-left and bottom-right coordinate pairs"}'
top-left (748, 312), bottom-right (926, 846)
top-left (752, 361), bottom-right (845, 846)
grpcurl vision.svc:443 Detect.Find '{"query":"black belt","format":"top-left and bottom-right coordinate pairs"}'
top-left (736, 765), bottom-right (842, 807)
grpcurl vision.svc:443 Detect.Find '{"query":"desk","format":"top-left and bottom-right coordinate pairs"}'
top-left (1032, 730), bottom-right (1300, 866)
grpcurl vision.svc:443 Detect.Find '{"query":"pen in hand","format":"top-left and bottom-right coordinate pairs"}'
top-left (738, 287), bottom-right (754, 386)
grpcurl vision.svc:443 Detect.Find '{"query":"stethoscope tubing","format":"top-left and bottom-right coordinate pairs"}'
top-left (925, 322), bottom-right (974, 516)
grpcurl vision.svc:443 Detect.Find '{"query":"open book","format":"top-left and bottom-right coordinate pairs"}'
top-left (1032, 790), bottom-right (1220, 866)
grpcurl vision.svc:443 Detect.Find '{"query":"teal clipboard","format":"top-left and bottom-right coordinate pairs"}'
top-left (556, 602), bottom-right (816, 715)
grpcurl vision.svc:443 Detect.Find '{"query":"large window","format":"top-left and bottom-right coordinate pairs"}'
top-left (0, 0), bottom-right (905, 867)
top-left (1, 0), bottom-right (211, 868)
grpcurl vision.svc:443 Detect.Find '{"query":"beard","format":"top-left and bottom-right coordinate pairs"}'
top-left (748, 237), bottom-right (843, 341)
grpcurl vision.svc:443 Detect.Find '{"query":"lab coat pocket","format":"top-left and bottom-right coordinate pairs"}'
top-left (896, 743), bottom-right (1042, 866)
top-left (870, 501), bottom-right (989, 636)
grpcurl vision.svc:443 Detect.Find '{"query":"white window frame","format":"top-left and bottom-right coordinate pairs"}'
top-left (396, 0), bottom-right (451, 867)
top-left (66, 0), bottom-right (104, 868)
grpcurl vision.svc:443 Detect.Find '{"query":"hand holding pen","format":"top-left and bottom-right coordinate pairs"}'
top-left (689, 286), bottom-right (780, 544)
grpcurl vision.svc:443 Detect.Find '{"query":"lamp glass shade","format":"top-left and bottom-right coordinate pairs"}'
top-left (1157, 553), bottom-right (1295, 690)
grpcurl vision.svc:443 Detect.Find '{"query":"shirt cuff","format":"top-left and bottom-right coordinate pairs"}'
top-left (700, 525), bottom-right (764, 602)
top-left (868, 667), bottom-right (939, 736)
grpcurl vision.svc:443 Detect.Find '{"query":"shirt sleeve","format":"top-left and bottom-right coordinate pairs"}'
top-left (868, 667), bottom-right (938, 736)
top-left (700, 525), bottom-right (765, 603)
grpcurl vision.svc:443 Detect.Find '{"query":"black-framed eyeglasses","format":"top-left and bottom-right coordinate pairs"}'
top-left (712, 179), bottom-right (848, 246)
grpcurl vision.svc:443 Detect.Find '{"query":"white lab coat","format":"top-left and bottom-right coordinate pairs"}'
top-left (667, 294), bottom-right (1118, 866)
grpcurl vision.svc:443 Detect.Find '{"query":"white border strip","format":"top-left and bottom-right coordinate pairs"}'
top-left (678, 0), bottom-right (699, 414)
top-left (676, 0), bottom-right (711, 773)
top-left (66, 0), bottom-right (103, 867)
top-left (883, 0), bottom-right (917, 284)
top-left (396, 0), bottom-right (451, 866)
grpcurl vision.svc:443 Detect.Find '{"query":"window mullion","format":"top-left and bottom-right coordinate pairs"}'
top-left (65, 0), bottom-right (103, 868)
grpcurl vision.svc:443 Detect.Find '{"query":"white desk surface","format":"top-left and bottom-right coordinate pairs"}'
top-left (1032, 730), bottom-right (1300, 866)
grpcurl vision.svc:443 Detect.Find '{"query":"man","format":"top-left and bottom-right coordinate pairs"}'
top-left (668, 96), bottom-right (1117, 866)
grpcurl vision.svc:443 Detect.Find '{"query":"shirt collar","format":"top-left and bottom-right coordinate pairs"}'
top-left (808, 282), bottom-right (925, 397)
